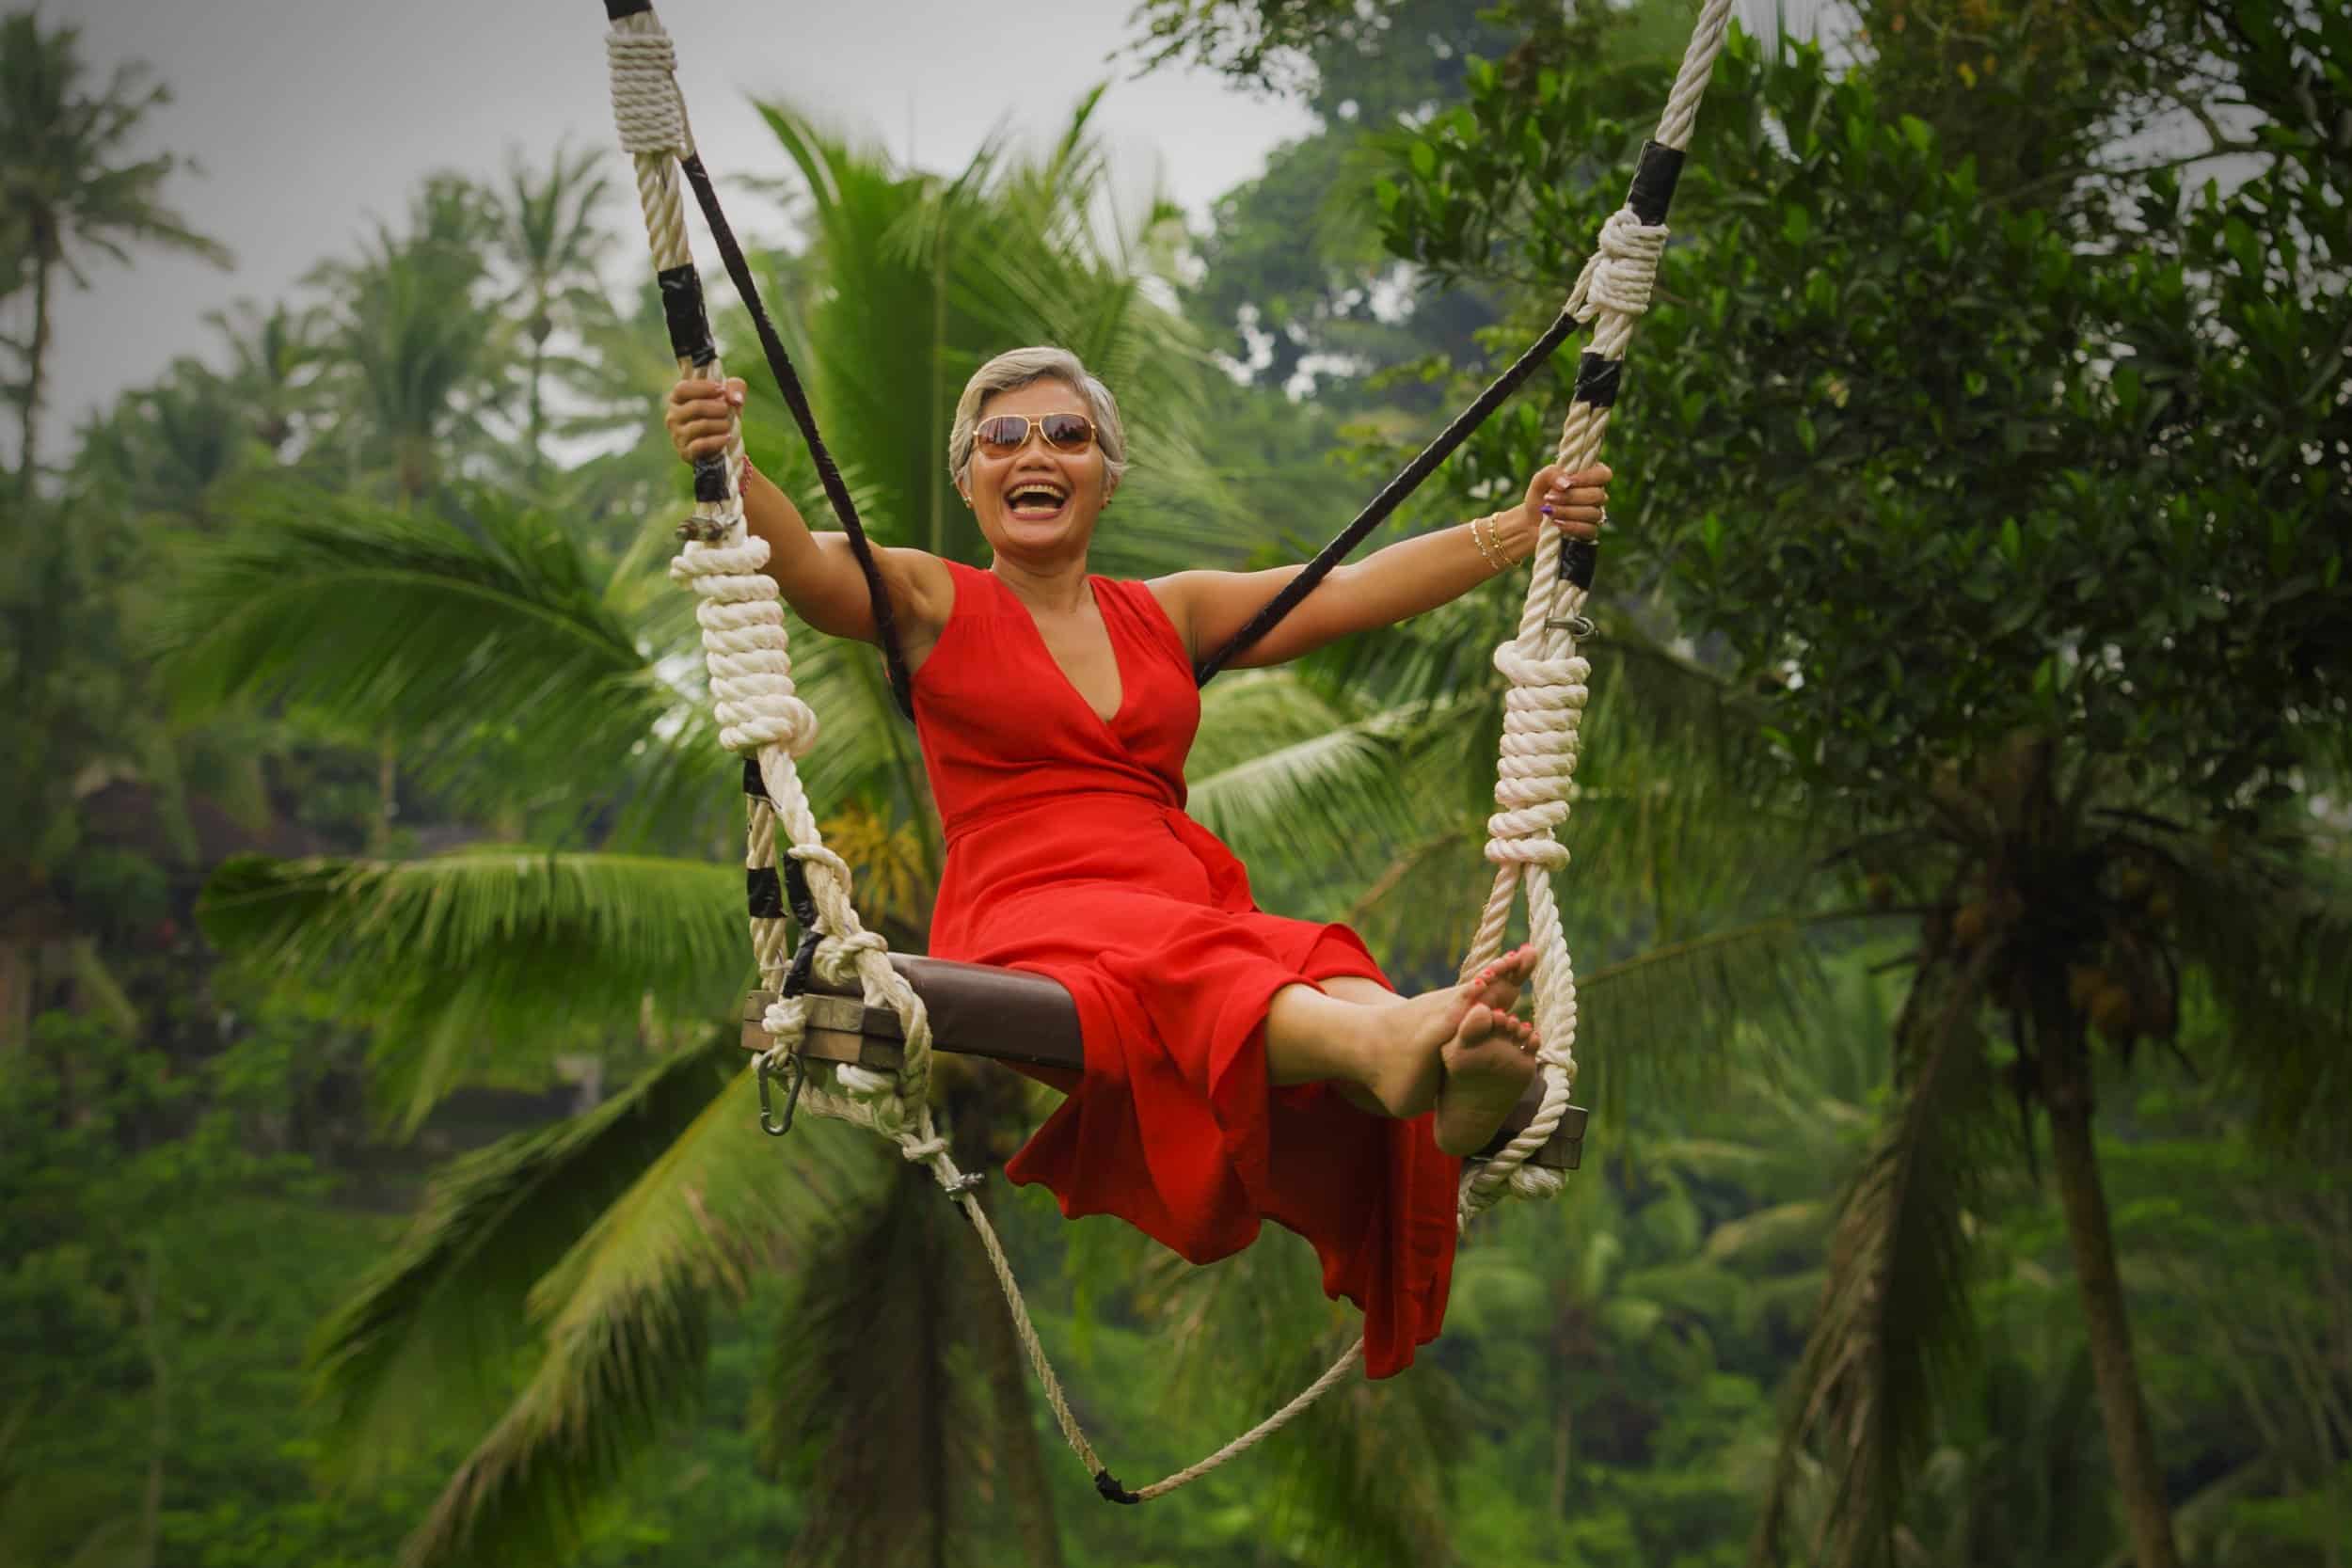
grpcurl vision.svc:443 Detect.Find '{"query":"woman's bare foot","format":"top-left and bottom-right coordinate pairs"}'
top-left (1433, 1005), bottom-right (1542, 1157)
top-left (1464, 944), bottom-right (1537, 1017)
top-left (1349, 946), bottom-right (1542, 1135)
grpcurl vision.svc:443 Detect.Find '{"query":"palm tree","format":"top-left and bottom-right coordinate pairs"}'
top-left (1750, 735), bottom-right (2352, 1568)
top-left (0, 11), bottom-right (230, 498)
top-left (488, 142), bottom-right (612, 482)
top-left (309, 172), bottom-right (503, 509)
top-left (203, 297), bottom-right (322, 460)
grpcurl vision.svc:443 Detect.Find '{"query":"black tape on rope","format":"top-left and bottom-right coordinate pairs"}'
top-left (781, 861), bottom-right (818, 928)
top-left (1572, 352), bottom-right (1623, 410)
top-left (746, 867), bottom-right (786, 920)
top-left (1562, 536), bottom-right (1598, 592)
top-left (657, 265), bottom-right (717, 368)
top-left (1094, 1469), bottom-right (1141, 1506)
top-left (602, 0), bottom-right (653, 19)
top-left (1628, 140), bottom-right (1686, 226)
top-left (741, 756), bottom-right (768, 800)
top-left (691, 453), bottom-right (730, 504)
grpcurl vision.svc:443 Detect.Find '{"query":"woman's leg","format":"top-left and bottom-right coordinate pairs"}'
top-left (1263, 946), bottom-right (1544, 1156)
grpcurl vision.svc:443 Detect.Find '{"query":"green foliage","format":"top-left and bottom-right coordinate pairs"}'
top-left (16, 8), bottom-right (2351, 1567)
top-left (1381, 20), bottom-right (2349, 824)
top-left (195, 850), bottom-right (750, 1132)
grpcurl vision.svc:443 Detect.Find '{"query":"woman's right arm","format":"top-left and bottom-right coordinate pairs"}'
top-left (667, 377), bottom-right (952, 647)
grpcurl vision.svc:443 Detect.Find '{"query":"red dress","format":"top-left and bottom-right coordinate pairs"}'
top-left (914, 559), bottom-right (1460, 1378)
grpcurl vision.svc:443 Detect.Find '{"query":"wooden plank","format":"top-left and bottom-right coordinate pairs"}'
top-left (739, 987), bottom-right (1581, 1170)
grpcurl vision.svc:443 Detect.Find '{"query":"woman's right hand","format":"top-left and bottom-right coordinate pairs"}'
top-left (665, 375), bottom-right (744, 466)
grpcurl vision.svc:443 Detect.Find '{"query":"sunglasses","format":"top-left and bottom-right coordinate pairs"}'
top-left (974, 412), bottom-right (1097, 458)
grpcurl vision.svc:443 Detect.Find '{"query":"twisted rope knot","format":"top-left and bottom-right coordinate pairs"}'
top-left (1484, 643), bottom-right (1591, 869)
top-left (606, 31), bottom-right (689, 156)
top-left (814, 929), bottom-right (888, 985)
top-left (1509, 1164), bottom-right (1566, 1200)
top-left (1565, 207), bottom-right (1668, 324)
top-left (759, 994), bottom-right (810, 1049)
top-left (669, 537), bottom-right (820, 757)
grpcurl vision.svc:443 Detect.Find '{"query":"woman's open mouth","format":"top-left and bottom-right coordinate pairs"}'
top-left (1006, 482), bottom-right (1070, 521)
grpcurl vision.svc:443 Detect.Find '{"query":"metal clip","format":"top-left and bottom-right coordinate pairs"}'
top-left (676, 511), bottom-right (731, 544)
top-left (755, 1049), bottom-right (808, 1137)
top-left (1544, 614), bottom-right (1597, 639)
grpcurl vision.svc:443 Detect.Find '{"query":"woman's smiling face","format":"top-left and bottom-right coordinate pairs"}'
top-left (961, 378), bottom-right (1110, 562)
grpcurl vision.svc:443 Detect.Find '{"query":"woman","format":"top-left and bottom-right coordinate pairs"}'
top-left (667, 347), bottom-right (1612, 1375)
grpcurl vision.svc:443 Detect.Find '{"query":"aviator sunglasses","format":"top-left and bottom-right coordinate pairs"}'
top-left (974, 411), bottom-right (1098, 458)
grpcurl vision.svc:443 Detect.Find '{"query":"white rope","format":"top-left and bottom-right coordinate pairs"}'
top-left (1454, 0), bottom-right (1738, 1227)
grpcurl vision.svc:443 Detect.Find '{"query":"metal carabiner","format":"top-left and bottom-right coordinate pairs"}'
top-left (755, 1050), bottom-right (808, 1137)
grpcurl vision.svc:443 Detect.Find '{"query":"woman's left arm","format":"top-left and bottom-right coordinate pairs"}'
top-left (1154, 464), bottom-right (1612, 669)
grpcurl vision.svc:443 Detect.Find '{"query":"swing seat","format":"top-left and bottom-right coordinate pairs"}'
top-left (741, 959), bottom-right (1587, 1170)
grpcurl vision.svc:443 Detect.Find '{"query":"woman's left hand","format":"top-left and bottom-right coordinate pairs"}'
top-left (1524, 463), bottom-right (1612, 542)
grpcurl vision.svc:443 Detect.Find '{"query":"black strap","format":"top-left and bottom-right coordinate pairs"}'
top-left (1192, 305), bottom-right (1583, 684)
top-left (673, 154), bottom-right (917, 721)
top-left (1196, 136), bottom-right (1693, 682)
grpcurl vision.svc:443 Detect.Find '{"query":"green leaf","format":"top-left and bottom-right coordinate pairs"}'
top-left (197, 849), bottom-right (749, 1132)
top-left (306, 1035), bottom-right (741, 1479)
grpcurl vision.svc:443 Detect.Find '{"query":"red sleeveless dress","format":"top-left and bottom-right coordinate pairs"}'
top-left (913, 560), bottom-right (1460, 1378)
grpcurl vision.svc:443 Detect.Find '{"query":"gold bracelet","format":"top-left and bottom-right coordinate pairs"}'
top-left (1490, 511), bottom-right (1523, 569)
top-left (1470, 513), bottom-right (1506, 573)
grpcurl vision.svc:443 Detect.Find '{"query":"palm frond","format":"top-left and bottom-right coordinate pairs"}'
top-left (1187, 671), bottom-right (1423, 889)
top-left (153, 482), bottom-right (690, 812)
top-left (197, 848), bottom-right (747, 1132)
top-left (308, 1035), bottom-right (739, 1479)
top-left (1575, 916), bottom-right (1820, 1118)
top-left (755, 1164), bottom-right (1037, 1566)
top-left (1750, 958), bottom-right (2002, 1568)
top-left (2158, 830), bottom-right (2352, 1132)
top-left (1260, 1338), bottom-right (1465, 1568)
top-left (1705, 1199), bottom-right (1833, 1265)
top-left (399, 1082), bottom-right (883, 1568)
top-left (1119, 1226), bottom-right (1461, 1566)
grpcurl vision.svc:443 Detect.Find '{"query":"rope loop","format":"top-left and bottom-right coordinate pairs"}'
top-left (785, 843), bottom-right (853, 880)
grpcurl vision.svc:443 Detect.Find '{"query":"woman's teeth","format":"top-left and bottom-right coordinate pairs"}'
top-left (1008, 486), bottom-right (1067, 517)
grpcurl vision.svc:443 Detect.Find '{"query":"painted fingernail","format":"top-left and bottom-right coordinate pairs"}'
top-left (1540, 504), bottom-right (1553, 516)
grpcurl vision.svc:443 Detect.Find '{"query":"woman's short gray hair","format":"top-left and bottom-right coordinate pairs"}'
top-left (946, 346), bottom-right (1128, 496)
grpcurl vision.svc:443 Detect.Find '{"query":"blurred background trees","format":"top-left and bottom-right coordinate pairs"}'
top-left (3, 2), bottom-right (2345, 1566)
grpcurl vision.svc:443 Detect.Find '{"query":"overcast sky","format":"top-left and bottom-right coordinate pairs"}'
top-left (36, 0), bottom-right (1316, 451)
